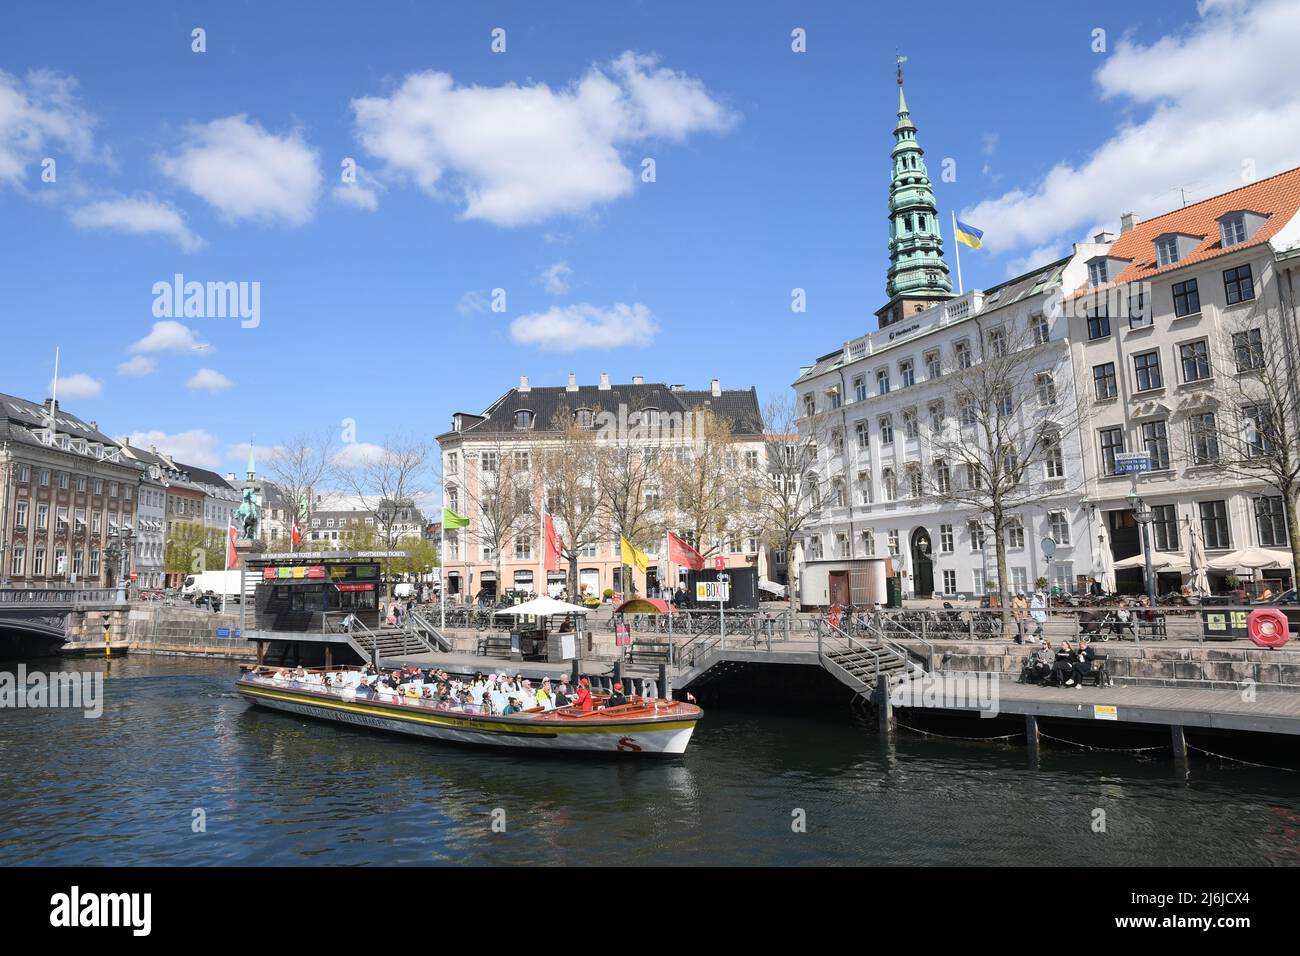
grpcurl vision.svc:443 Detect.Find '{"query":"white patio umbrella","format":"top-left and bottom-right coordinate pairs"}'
top-left (1096, 526), bottom-right (1116, 594)
top-left (1209, 546), bottom-right (1292, 570)
top-left (757, 545), bottom-right (769, 581)
top-left (1112, 552), bottom-right (1188, 571)
top-left (1186, 522), bottom-right (1210, 596)
top-left (494, 595), bottom-right (590, 617)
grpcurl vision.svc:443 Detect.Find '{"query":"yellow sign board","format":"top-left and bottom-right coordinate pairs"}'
top-left (1093, 705), bottom-right (1118, 721)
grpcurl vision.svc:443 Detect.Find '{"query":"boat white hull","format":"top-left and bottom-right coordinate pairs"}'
top-left (239, 684), bottom-right (697, 755)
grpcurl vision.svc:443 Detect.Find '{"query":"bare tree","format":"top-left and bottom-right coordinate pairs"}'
top-left (263, 429), bottom-right (335, 543)
top-left (534, 408), bottom-right (603, 599)
top-left (742, 393), bottom-right (820, 613)
top-left (1198, 302), bottom-right (1300, 572)
top-left (457, 441), bottom-right (534, 599)
top-left (335, 437), bottom-right (432, 593)
top-left (594, 435), bottom-right (663, 598)
top-left (925, 318), bottom-right (1085, 626)
top-left (661, 407), bottom-right (748, 562)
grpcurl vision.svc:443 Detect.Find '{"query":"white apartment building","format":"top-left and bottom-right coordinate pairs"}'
top-left (794, 253), bottom-right (1098, 607)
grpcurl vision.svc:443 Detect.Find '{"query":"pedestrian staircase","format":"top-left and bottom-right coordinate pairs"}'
top-left (342, 620), bottom-right (438, 662)
top-left (816, 617), bottom-right (924, 701)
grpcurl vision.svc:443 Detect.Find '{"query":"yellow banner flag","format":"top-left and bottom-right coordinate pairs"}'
top-left (620, 536), bottom-right (650, 573)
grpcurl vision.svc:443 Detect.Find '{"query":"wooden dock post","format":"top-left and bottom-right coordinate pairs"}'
top-left (659, 663), bottom-right (672, 700)
top-left (1171, 724), bottom-right (1189, 770)
top-left (875, 673), bottom-right (894, 744)
top-left (1025, 714), bottom-right (1040, 761)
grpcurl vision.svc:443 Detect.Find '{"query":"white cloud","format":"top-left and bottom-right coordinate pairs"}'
top-left (332, 162), bottom-right (383, 211)
top-left (158, 114), bottom-right (322, 226)
top-left (71, 195), bottom-right (204, 251)
top-left (964, 0), bottom-right (1300, 256)
top-left (186, 368), bottom-right (233, 393)
top-left (510, 302), bottom-right (658, 352)
top-left (49, 372), bottom-right (102, 400)
top-left (116, 355), bottom-right (158, 377)
top-left (349, 51), bottom-right (736, 227)
top-left (0, 69), bottom-right (96, 191)
top-left (128, 429), bottom-right (222, 468)
top-left (540, 261), bottom-right (572, 294)
top-left (129, 321), bottom-right (207, 354)
top-left (332, 442), bottom-right (388, 468)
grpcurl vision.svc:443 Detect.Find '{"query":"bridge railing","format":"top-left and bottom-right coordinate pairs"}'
top-left (0, 587), bottom-right (120, 606)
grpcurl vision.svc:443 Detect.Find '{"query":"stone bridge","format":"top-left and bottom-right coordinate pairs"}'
top-left (0, 588), bottom-right (128, 657)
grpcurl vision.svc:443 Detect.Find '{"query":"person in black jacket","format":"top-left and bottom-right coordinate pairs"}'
top-left (1049, 640), bottom-right (1078, 687)
top-left (1072, 638), bottom-right (1097, 686)
top-left (606, 681), bottom-right (628, 707)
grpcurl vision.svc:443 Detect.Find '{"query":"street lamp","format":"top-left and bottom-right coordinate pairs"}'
top-left (109, 526), bottom-right (135, 605)
top-left (1127, 485), bottom-right (1158, 607)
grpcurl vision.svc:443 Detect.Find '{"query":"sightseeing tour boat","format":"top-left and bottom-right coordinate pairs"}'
top-left (236, 666), bottom-right (703, 755)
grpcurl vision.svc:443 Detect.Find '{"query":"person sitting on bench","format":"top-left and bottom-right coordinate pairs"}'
top-left (1049, 640), bottom-right (1078, 687)
top-left (1072, 637), bottom-right (1098, 686)
top-left (1033, 641), bottom-right (1055, 682)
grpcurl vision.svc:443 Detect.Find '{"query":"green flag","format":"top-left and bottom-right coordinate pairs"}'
top-left (443, 508), bottom-right (469, 530)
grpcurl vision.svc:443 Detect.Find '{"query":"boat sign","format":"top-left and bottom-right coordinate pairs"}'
top-left (1114, 452), bottom-right (1152, 475)
top-left (696, 581), bottom-right (730, 602)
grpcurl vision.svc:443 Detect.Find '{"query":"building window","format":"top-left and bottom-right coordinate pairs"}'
top-left (39, 469), bottom-right (49, 487)
top-left (11, 545), bottom-right (24, 576)
top-left (958, 398), bottom-right (977, 427)
top-left (942, 569), bottom-right (957, 596)
top-left (1127, 286), bottom-right (1150, 328)
top-left (968, 521), bottom-right (985, 551)
top-left (855, 420), bottom-right (870, 450)
top-left (899, 359), bottom-right (915, 387)
top-left (835, 533), bottom-right (850, 558)
top-left (15, 501), bottom-right (28, 527)
top-left (1151, 504), bottom-right (1180, 551)
top-left (1006, 516), bottom-right (1025, 549)
top-left (887, 530), bottom-right (900, 556)
top-left (1099, 427), bottom-right (1125, 475)
top-left (928, 401), bottom-right (944, 433)
top-left (935, 460), bottom-right (951, 494)
top-left (1244, 404), bottom-right (1276, 458)
top-left (803, 394), bottom-right (816, 417)
top-left (902, 408), bottom-right (919, 439)
top-left (89, 549), bottom-right (101, 576)
top-left (954, 341), bottom-right (973, 369)
top-left (1087, 307), bottom-right (1111, 340)
top-left (857, 470), bottom-right (872, 505)
top-left (1155, 235), bottom-right (1180, 267)
top-left (988, 328), bottom-right (1007, 358)
top-left (853, 376), bottom-right (867, 402)
top-left (76, 475), bottom-right (86, 492)
top-left (1223, 265), bottom-right (1255, 305)
top-left (1141, 420), bottom-right (1171, 470)
top-left (1044, 433), bottom-right (1065, 479)
top-left (938, 524), bottom-right (954, 554)
top-left (58, 472), bottom-right (69, 490)
top-left (1030, 313), bottom-right (1050, 345)
top-left (1036, 372), bottom-right (1056, 406)
top-left (1088, 260), bottom-right (1109, 286)
top-left (861, 530), bottom-right (875, 556)
top-left (828, 389), bottom-right (842, 410)
top-left (1233, 329), bottom-right (1264, 371)
top-left (876, 369), bottom-right (890, 395)
top-left (1255, 496), bottom-right (1287, 547)
top-left (1190, 413), bottom-right (1220, 464)
top-left (1221, 213), bottom-right (1247, 247)
top-left (1172, 278), bottom-right (1200, 317)
top-left (907, 466), bottom-right (922, 499)
top-left (881, 468), bottom-right (897, 501)
top-left (574, 408), bottom-right (594, 428)
top-left (925, 350), bottom-right (941, 379)
top-left (879, 415), bottom-right (894, 444)
top-left (481, 451), bottom-right (497, 473)
top-left (72, 550), bottom-right (84, 575)
top-left (1092, 362), bottom-right (1117, 400)
top-left (1133, 350), bottom-right (1163, 391)
top-left (1180, 340), bottom-right (1211, 382)
top-left (1200, 500), bottom-right (1231, 550)
top-left (1048, 510), bottom-right (1071, 546)
top-left (33, 548), bottom-right (45, 576)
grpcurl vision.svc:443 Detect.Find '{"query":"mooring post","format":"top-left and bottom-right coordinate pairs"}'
top-left (1170, 724), bottom-right (1188, 770)
top-left (876, 673), bottom-right (894, 744)
top-left (572, 657), bottom-right (582, 683)
top-left (1025, 714), bottom-right (1040, 761)
top-left (613, 658), bottom-right (623, 687)
top-left (659, 663), bottom-right (672, 700)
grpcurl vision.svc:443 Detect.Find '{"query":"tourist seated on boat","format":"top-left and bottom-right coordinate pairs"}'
top-left (535, 679), bottom-right (554, 710)
top-left (503, 697), bottom-right (523, 715)
top-left (554, 678), bottom-right (574, 707)
top-left (606, 681), bottom-right (628, 707)
top-left (479, 693), bottom-right (497, 716)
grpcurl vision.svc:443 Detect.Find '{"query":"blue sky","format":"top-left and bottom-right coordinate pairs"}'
top-left (3, 0), bottom-right (1298, 473)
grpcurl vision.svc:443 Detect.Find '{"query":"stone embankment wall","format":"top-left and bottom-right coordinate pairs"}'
top-left (128, 605), bottom-right (255, 660)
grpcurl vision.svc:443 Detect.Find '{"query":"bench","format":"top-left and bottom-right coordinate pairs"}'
top-left (1017, 653), bottom-right (1110, 687)
top-left (476, 634), bottom-right (513, 657)
top-left (626, 640), bottom-right (671, 665)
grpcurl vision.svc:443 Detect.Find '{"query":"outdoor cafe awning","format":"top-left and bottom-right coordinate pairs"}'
top-left (1205, 547), bottom-right (1294, 571)
top-left (1112, 552), bottom-right (1189, 572)
top-left (613, 597), bottom-right (675, 615)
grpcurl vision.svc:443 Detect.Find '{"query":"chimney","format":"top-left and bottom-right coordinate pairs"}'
top-left (1120, 212), bottom-right (1138, 233)
top-left (150, 445), bottom-right (157, 455)
top-left (598, 372), bottom-right (611, 391)
top-left (1093, 230), bottom-right (1115, 244)
top-left (88, 420), bottom-right (97, 431)
top-left (631, 375), bottom-right (644, 385)
top-left (566, 372), bottom-right (578, 392)
top-left (226, 472), bottom-right (236, 482)
top-left (519, 374), bottom-right (530, 393)
top-left (710, 378), bottom-right (721, 397)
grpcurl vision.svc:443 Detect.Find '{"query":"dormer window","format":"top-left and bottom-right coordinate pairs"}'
top-left (574, 408), bottom-right (594, 428)
top-left (1088, 260), bottom-right (1109, 286)
top-left (1155, 236), bottom-right (1180, 267)
top-left (643, 407), bottom-right (661, 428)
top-left (514, 410), bottom-right (534, 430)
top-left (1221, 213), bottom-right (1246, 247)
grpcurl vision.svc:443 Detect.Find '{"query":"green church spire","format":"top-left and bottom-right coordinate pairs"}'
top-left (880, 55), bottom-right (953, 326)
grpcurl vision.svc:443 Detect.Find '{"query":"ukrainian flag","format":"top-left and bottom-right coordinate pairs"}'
top-left (955, 219), bottom-right (984, 250)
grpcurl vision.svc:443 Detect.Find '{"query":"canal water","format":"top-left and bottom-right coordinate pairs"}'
top-left (2, 656), bottom-right (1298, 866)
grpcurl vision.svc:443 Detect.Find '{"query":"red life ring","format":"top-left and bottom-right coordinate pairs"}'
top-left (1248, 608), bottom-right (1290, 648)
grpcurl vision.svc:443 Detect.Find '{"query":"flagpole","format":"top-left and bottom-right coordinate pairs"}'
top-left (440, 521), bottom-right (446, 629)
top-left (952, 211), bottom-right (965, 295)
top-left (538, 509), bottom-right (545, 598)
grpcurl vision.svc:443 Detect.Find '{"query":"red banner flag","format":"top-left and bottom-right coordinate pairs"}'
top-left (291, 523), bottom-right (301, 548)
top-left (226, 525), bottom-right (241, 570)
top-left (544, 514), bottom-right (562, 573)
top-left (667, 531), bottom-right (705, 571)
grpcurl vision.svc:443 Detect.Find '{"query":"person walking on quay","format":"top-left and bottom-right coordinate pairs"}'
top-left (1011, 592), bottom-right (1029, 644)
top-left (1030, 590), bottom-right (1047, 641)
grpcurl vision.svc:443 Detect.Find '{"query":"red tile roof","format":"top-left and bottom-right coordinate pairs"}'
top-left (1071, 164), bottom-right (1300, 297)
